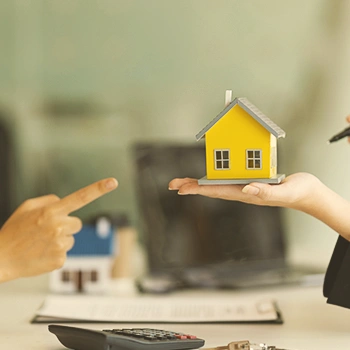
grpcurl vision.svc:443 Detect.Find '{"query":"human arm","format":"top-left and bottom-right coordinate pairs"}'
top-left (0, 177), bottom-right (118, 283)
top-left (169, 173), bottom-right (350, 241)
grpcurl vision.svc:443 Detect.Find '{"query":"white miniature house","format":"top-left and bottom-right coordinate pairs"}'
top-left (49, 217), bottom-right (115, 294)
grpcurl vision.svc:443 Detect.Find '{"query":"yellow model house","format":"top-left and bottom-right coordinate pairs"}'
top-left (197, 92), bottom-right (286, 185)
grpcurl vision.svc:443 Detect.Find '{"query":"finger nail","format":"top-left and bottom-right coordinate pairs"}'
top-left (105, 178), bottom-right (118, 190)
top-left (178, 191), bottom-right (188, 195)
top-left (242, 185), bottom-right (260, 195)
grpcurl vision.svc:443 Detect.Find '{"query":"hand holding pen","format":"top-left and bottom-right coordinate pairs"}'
top-left (328, 115), bottom-right (350, 143)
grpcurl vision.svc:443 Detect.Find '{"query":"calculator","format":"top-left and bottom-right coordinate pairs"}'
top-left (48, 325), bottom-right (206, 350)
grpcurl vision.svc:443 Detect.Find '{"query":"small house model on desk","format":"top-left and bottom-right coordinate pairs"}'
top-left (196, 91), bottom-right (286, 185)
top-left (49, 217), bottom-right (114, 294)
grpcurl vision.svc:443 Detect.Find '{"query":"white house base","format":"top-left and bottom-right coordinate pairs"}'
top-left (198, 174), bottom-right (285, 185)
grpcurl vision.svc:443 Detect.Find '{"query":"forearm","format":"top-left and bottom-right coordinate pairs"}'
top-left (0, 256), bottom-right (18, 283)
top-left (294, 181), bottom-right (350, 241)
top-left (0, 232), bottom-right (27, 283)
top-left (0, 270), bottom-right (16, 283)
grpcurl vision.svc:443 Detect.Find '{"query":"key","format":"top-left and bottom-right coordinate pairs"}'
top-left (203, 340), bottom-right (250, 350)
top-left (203, 341), bottom-right (291, 350)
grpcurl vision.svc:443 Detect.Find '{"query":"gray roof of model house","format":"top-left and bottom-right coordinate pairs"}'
top-left (196, 97), bottom-right (286, 141)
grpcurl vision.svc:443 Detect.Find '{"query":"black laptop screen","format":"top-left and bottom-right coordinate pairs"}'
top-left (133, 143), bottom-right (286, 275)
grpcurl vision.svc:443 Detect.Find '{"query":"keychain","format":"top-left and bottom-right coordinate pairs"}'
top-left (204, 340), bottom-right (293, 350)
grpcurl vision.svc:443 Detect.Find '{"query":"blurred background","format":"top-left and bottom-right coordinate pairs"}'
top-left (1, 0), bottom-right (350, 274)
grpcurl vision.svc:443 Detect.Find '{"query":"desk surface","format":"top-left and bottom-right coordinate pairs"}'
top-left (1, 275), bottom-right (350, 350)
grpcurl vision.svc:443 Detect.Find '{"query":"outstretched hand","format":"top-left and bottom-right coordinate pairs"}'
top-left (169, 118), bottom-right (350, 241)
top-left (0, 177), bottom-right (118, 282)
top-left (169, 172), bottom-right (322, 211)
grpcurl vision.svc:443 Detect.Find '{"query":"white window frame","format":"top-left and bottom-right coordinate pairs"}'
top-left (246, 149), bottom-right (262, 169)
top-left (214, 149), bottom-right (230, 170)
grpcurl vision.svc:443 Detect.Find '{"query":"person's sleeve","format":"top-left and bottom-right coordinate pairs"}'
top-left (324, 235), bottom-right (350, 308)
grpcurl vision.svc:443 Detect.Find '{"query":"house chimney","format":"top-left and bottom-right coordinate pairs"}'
top-left (225, 90), bottom-right (233, 107)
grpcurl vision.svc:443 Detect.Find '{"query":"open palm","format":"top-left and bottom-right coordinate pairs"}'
top-left (169, 172), bottom-right (322, 210)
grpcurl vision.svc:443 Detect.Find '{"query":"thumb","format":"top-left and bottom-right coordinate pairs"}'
top-left (242, 182), bottom-right (273, 201)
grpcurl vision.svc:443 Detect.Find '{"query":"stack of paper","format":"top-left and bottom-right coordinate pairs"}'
top-left (32, 295), bottom-right (283, 324)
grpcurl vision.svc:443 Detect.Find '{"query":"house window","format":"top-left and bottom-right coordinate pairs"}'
top-left (90, 270), bottom-right (98, 282)
top-left (246, 149), bottom-right (262, 169)
top-left (61, 270), bottom-right (71, 283)
top-left (214, 149), bottom-right (230, 170)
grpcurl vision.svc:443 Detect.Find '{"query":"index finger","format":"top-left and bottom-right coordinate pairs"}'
top-left (53, 177), bottom-right (118, 214)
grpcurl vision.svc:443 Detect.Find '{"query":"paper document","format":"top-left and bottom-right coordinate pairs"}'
top-left (32, 295), bottom-right (283, 324)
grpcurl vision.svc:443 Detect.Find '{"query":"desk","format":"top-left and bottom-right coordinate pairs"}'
top-left (1, 275), bottom-right (350, 350)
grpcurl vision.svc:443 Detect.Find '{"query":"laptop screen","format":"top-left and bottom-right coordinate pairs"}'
top-left (133, 142), bottom-right (286, 277)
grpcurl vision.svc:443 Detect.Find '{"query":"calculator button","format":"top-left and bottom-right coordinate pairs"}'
top-left (175, 335), bottom-right (188, 340)
top-left (144, 335), bottom-right (157, 340)
top-left (167, 335), bottom-right (177, 340)
top-left (106, 328), bottom-right (199, 343)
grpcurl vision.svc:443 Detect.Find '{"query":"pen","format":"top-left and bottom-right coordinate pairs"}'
top-left (328, 125), bottom-right (350, 143)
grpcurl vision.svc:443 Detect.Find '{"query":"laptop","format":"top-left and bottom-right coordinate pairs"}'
top-left (132, 142), bottom-right (323, 293)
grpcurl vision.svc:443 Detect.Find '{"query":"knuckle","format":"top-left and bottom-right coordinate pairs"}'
top-left (258, 188), bottom-right (271, 201)
top-left (184, 177), bottom-right (194, 182)
top-left (35, 210), bottom-right (47, 227)
top-left (53, 255), bottom-right (66, 269)
top-left (46, 194), bottom-right (60, 202)
top-left (67, 236), bottom-right (75, 250)
top-left (21, 198), bottom-right (32, 207)
top-left (97, 181), bottom-right (106, 193)
top-left (53, 226), bottom-right (64, 237)
top-left (53, 239), bottom-right (65, 251)
top-left (35, 216), bottom-right (44, 227)
top-left (46, 254), bottom-right (66, 271)
top-left (76, 188), bottom-right (90, 203)
top-left (75, 219), bottom-right (83, 232)
top-left (20, 198), bottom-right (35, 210)
top-left (42, 206), bottom-right (56, 218)
top-left (36, 208), bottom-right (56, 227)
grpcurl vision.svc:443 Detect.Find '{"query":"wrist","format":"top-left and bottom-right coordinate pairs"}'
top-left (0, 266), bottom-right (17, 283)
top-left (290, 176), bottom-right (350, 240)
top-left (283, 173), bottom-right (324, 212)
top-left (294, 176), bottom-right (326, 214)
top-left (0, 245), bottom-right (19, 283)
